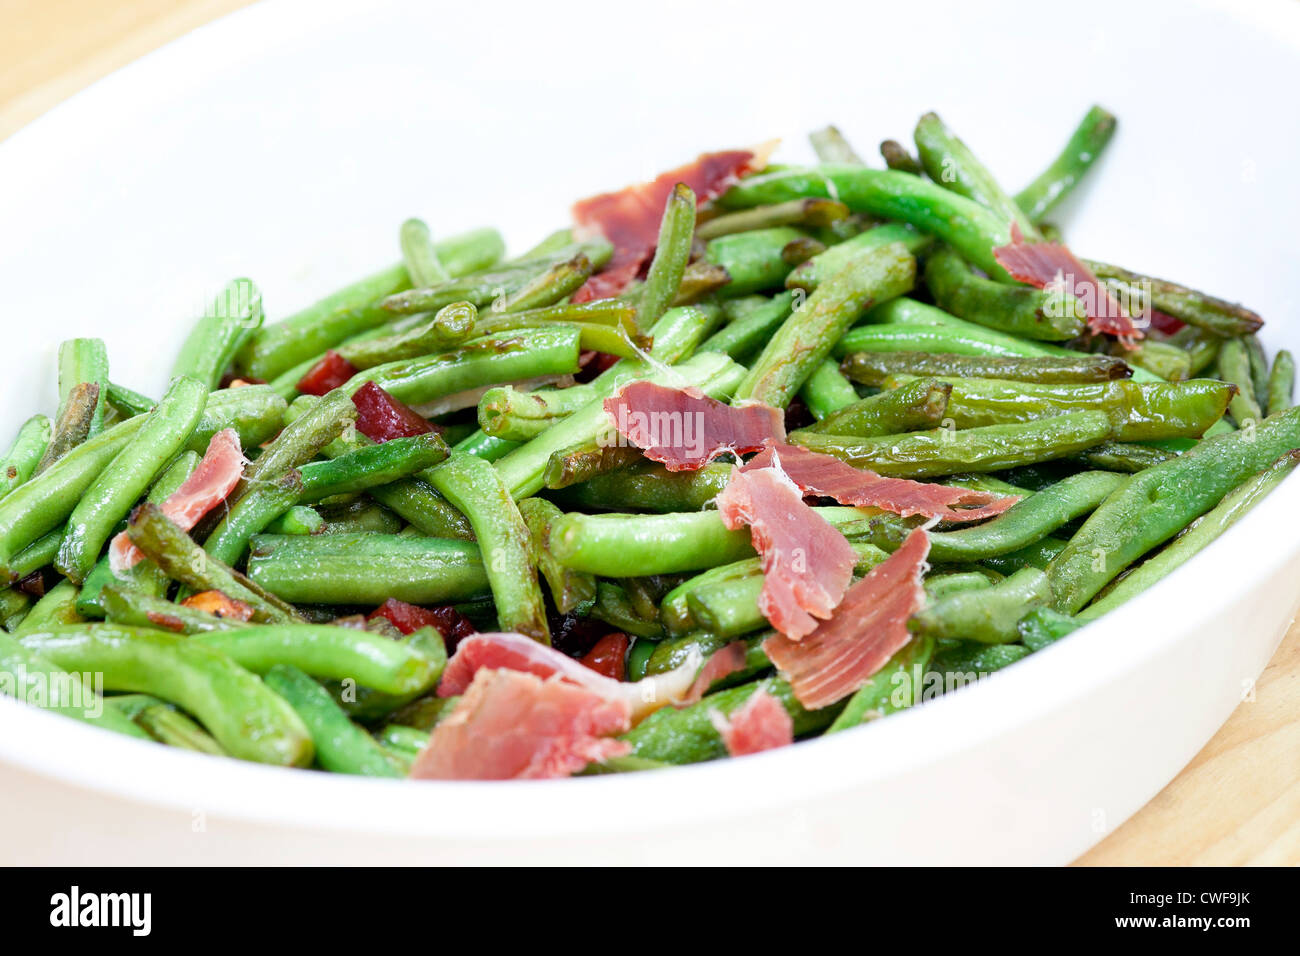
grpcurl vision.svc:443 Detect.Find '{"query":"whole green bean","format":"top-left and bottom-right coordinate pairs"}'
top-left (428, 451), bottom-right (549, 642)
top-left (784, 223), bottom-right (929, 293)
top-left (298, 433), bottom-right (448, 501)
top-left (57, 376), bottom-right (207, 583)
top-left (0, 415), bottom-right (51, 499)
top-left (171, 279), bottom-right (264, 390)
top-left (1079, 450), bottom-right (1300, 621)
top-left (1046, 405), bottom-right (1300, 613)
top-left (841, 349), bottom-right (1129, 387)
top-left (1268, 350), bottom-right (1294, 415)
top-left (399, 218), bottom-right (450, 286)
top-left (1015, 105), bottom-right (1117, 223)
top-left (1084, 259), bottom-right (1263, 337)
top-left (799, 378), bottom-right (950, 437)
top-left (20, 623), bottom-right (312, 765)
top-left (925, 245), bottom-right (1084, 341)
top-left (263, 665), bottom-right (401, 777)
top-left (1217, 337), bottom-right (1262, 425)
top-left (790, 411), bottom-right (1114, 477)
top-left (246, 532), bottom-right (488, 606)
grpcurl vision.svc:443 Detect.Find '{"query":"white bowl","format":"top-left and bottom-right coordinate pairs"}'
top-left (1, 0), bottom-right (1298, 865)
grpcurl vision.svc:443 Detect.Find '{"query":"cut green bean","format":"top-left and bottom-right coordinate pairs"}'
top-left (0, 415), bottom-right (51, 500)
top-left (1217, 337), bottom-right (1262, 426)
top-left (697, 290), bottom-right (794, 361)
top-left (809, 125), bottom-right (863, 164)
top-left (56, 338), bottom-right (109, 438)
top-left (785, 223), bottom-right (929, 293)
top-left (399, 218), bottom-right (450, 287)
top-left (36, 382), bottom-right (100, 475)
top-left (799, 359), bottom-right (859, 420)
top-left (1015, 105), bottom-right (1117, 222)
top-left (264, 665), bottom-right (402, 777)
top-left (879, 139), bottom-right (923, 175)
top-left (798, 378), bottom-right (951, 437)
top-left (925, 245), bottom-right (1084, 341)
top-left (637, 183), bottom-right (695, 331)
top-left (910, 567), bottom-right (1052, 644)
top-left (1267, 349), bottom-right (1294, 415)
top-left (825, 635), bottom-right (934, 734)
top-left (518, 497), bottom-right (596, 615)
top-left (551, 462), bottom-right (731, 514)
top-left (100, 585), bottom-right (245, 634)
top-left (338, 302), bottom-right (477, 369)
top-left (171, 279), bottom-right (264, 390)
top-left (841, 348), bottom-right (1129, 386)
top-left (1084, 260), bottom-right (1263, 338)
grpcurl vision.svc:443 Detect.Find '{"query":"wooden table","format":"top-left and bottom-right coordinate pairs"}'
top-left (2, 0), bottom-right (1296, 867)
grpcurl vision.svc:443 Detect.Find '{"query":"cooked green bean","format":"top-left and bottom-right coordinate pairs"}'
top-left (202, 469), bottom-right (303, 566)
top-left (246, 532), bottom-right (488, 606)
top-left (1071, 441), bottom-right (1176, 473)
top-left (879, 139), bottom-right (923, 175)
top-left (490, 253), bottom-right (595, 314)
top-left (809, 125), bottom-right (863, 164)
top-left (637, 183), bottom-right (695, 331)
top-left (105, 382), bottom-right (155, 418)
top-left (0, 415), bottom-right (51, 499)
top-left (20, 623), bottom-right (312, 765)
top-left (1217, 337), bottom-right (1262, 425)
top-left (550, 462), bottom-right (731, 514)
top-left (133, 702), bottom-right (226, 754)
top-left (799, 359), bottom-right (859, 420)
top-left (543, 440), bottom-right (643, 490)
top-left (100, 585), bottom-right (245, 634)
top-left (299, 433), bottom-right (448, 501)
top-left (1014, 105), bottom-right (1116, 222)
top-left (171, 279), bottom-right (264, 390)
top-left (1119, 338), bottom-right (1191, 382)
top-left (841, 348), bottom-right (1128, 386)
top-left (911, 567), bottom-right (1052, 644)
top-left (56, 338), bottom-right (109, 438)
top-left (264, 665), bottom-right (401, 777)
top-left (1267, 350), bottom-right (1294, 415)
top-left (699, 198), bottom-right (849, 241)
top-left (1084, 260), bottom-right (1263, 338)
top-left (57, 376), bottom-right (207, 583)
top-left (14, 580), bottom-right (85, 633)
top-left (319, 499), bottom-right (403, 535)
top-left (265, 505), bottom-right (324, 536)
top-left (518, 497), bottom-right (595, 615)
top-left (697, 290), bottom-right (794, 361)
top-left (337, 302), bottom-right (477, 369)
top-left (36, 382), bottom-right (99, 475)
top-left (929, 641), bottom-right (1030, 680)
top-left (798, 378), bottom-right (951, 437)
top-left (784, 223), bottom-right (929, 293)
top-left (925, 245), bottom-right (1084, 341)
top-left (825, 635), bottom-right (934, 734)
top-left (399, 218), bottom-right (450, 287)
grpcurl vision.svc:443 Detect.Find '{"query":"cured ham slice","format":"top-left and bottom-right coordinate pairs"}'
top-left (409, 668), bottom-right (631, 780)
top-left (764, 528), bottom-right (930, 710)
top-left (710, 687), bottom-right (794, 757)
top-left (745, 443), bottom-right (1018, 522)
top-left (571, 148), bottom-right (768, 301)
top-left (993, 225), bottom-right (1141, 345)
top-left (682, 641), bottom-right (750, 705)
top-left (716, 459), bottom-right (856, 641)
top-left (437, 631), bottom-right (699, 723)
top-left (368, 598), bottom-right (477, 647)
top-left (604, 382), bottom-right (784, 471)
top-left (108, 428), bottom-right (245, 574)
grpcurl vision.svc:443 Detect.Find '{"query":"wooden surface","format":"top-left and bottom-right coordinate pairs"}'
top-left (1, 0), bottom-right (1296, 867)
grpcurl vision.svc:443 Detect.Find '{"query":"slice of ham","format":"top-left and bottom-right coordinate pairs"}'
top-left (409, 668), bottom-right (631, 780)
top-left (368, 598), bottom-right (477, 647)
top-left (745, 443), bottom-right (1018, 522)
top-left (682, 641), bottom-right (750, 705)
top-left (764, 527), bottom-right (930, 710)
top-left (993, 224), bottom-right (1142, 345)
top-left (437, 631), bottom-right (700, 723)
top-left (108, 428), bottom-right (245, 574)
top-left (571, 147), bottom-right (768, 302)
top-left (605, 382), bottom-right (785, 471)
top-left (716, 458), bottom-right (856, 641)
top-left (710, 687), bottom-right (794, 757)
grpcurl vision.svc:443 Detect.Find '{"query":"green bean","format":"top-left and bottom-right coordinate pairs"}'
top-left (57, 376), bottom-right (207, 583)
top-left (697, 198), bottom-right (850, 241)
top-left (100, 585), bottom-right (245, 634)
top-left (265, 505), bottom-right (324, 536)
top-left (542, 441), bottom-right (643, 490)
top-left (341, 327), bottom-right (581, 410)
top-left (1245, 334), bottom-right (1270, 409)
top-left (518, 498), bottom-right (596, 615)
top-left (835, 322), bottom-right (1077, 364)
top-left (929, 641), bottom-right (1029, 682)
top-left (798, 378), bottom-right (950, 437)
top-left (734, 242), bottom-right (915, 408)
top-left (21, 623), bottom-right (312, 765)
top-left (1015, 105), bottom-right (1117, 222)
top-left (790, 411), bottom-right (1113, 477)
top-left (379, 255), bottom-right (578, 317)
top-left (924, 571), bottom-right (997, 600)
top-left (590, 582), bottom-right (663, 639)
top-left (494, 350), bottom-right (745, 499)
top-left (428, 451), bottom-right (548, 642)
top-left (659, 559), bottom-right (759, 638)
top-left (1079, 450), bottom-right (1300, 621)
top-left (127, 503), bottom-right (304, 623)
top-left (202, 469), bottom-right (303, 566)
top-left (477, 383), bottom-right (595, 440)
top-left (1167, 325), bottom-right (1222, 377)
top-left (1017, 607), bottom-right (1080, 651)
top-left (238, 228), bottom-right (505, 380)
top-left (192, 384), bottom-right (289, 451)
top-left (980, 536), bottom-right (1067, 576)
top-left (1083, 260), bottom-right (1262, 338)
top-left (703, 227), bottom-right (807, 296)
top-left (1267, 350), bottom-right (1294, 415)
top-left (550, 462), bottom-right (731, 513)
top-left (36, 382), bottom-right (100, 475)
top-left (514, 227), bottom-right (574, 261)
top-left (15, 580), bottom-right (85, 633)
top-left (299, 433), bottom-right (449, 501)
top-left (1120, 338), bottom-right (1191, 382)
top-left (1071, 441), bottom-right (1176, 473)
top-left (625, 638), bottom-right (656, 682)
top-left (1217, 337), bottom-right (1262, 426)
top-left (809, 125), bottom-right (863, 164)
top-left (934, 377), bottom-right (1233, 441)
top-left (697, 290), bottom-right (794, 361)
top-left (925, 246), bottom-right (1084, 341)
top-left (621, 677), bottom-right (836, 764)
top-left (0, 586), bottom-right (31, 629)
top-left (491, 253), bottom-right (595, 314)
top-left (0, 415), bottom-right (51, 499)
top-left (337, 302), bottom-right (477, 369)
top-left (105, 382), bottom-right (155, 418)
top-left (799, 359), bottom-right (859, 420)
top-left (319, 499), bottom-right (403, 535)
top-left (719, 165), bottom-right (1014, 279)
top-left (784, 223), bottom-right (930, 293)
top-left (636, 183), bottom-right (696, 331)
top-left (924, 471), bottom-right (1126, 563)
top-left (399, 218), bottom-right (450, 286)
top-left (0, 631), bottom-right (150, 738)
top-left (172, 279), bottom-right (264, 390)
top-left (387, 694), bottom-right (460, 732)
top-left (548, 506), bottom-right (871, 577)
top-left (132, 702), bottom-right (226, 754)
top-left (56, 338), bottom-right (109, 438)
top-left (1046, 405), bottom-right (1300, 613)
top-left (879, 139), bottom-right (923, 175)
top-left (375, 722), bottom-right (433, 759)
top-left (641, 631), bottom-right (725, 675)
top-left (247, 532), bottom-right (488, 606)
top-left (825, 635), bottom-right (934, 734)
top-left (195, 624), bottom-right (443, 696)
top-left (914, 111), bottom-right (1039, 237)
top-left (911, 567), bottom-right (1052, 644)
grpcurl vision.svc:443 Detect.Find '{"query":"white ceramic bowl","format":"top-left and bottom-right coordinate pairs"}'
top-left (1, 0), bottom-right (1298, 865)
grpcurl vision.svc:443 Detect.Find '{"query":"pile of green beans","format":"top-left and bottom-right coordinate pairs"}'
top-left (1, 106), bottom-right (1293, 780)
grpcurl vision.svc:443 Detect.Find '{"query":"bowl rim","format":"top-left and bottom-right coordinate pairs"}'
top-left (1, 0), bottom-right (1298, 841)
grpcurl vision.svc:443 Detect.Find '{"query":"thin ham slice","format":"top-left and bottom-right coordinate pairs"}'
top-left (710, 687), bottom-right (794, 757)
top-left (993, 224), bottom-right (1142, 345)
top-left (745, 443), bottom-right (1018, 522)
top-left (604, 382), bottom-right (785, 471)
top-left (682, 641), bottom-right (750, 705)
top-left (108, 428), bottom-right (245, 574)
top-left (409, 668), bottom-right (631, 780)
top-left (716, 458), bottom-right (856, 641)
top-left (437, 631), bottom-right (699, 723)
top-left (764, 527), bottom-right (930, 710)
top-left (571, 148), bottom-right (768, 302)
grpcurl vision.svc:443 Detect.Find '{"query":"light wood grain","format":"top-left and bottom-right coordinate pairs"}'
top-left (2, 0), bottom-right (1297, 867)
